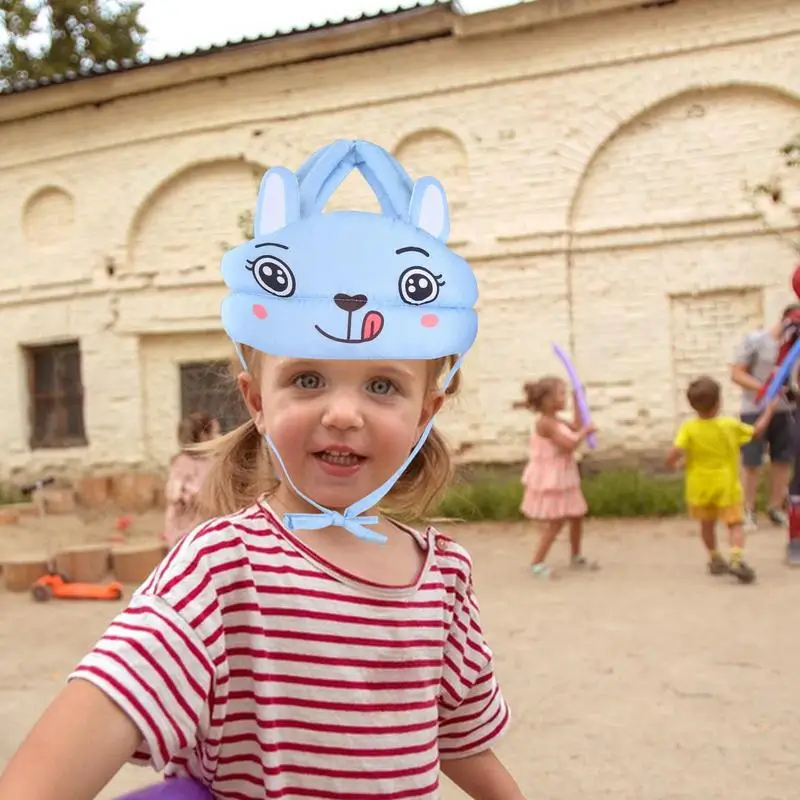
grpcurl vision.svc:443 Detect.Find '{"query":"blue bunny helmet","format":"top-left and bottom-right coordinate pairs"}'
top-left (219, 139), bottom-right (479, 543)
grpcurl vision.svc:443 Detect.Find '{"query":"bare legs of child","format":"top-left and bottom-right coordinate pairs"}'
top-left (530, 517), bottom-right (599, 579)
top-left (700, 520), bottom-right (756, 584)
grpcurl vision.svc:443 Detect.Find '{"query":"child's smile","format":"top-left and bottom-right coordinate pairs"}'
top-left (313, 445), bottom-right (367, 478)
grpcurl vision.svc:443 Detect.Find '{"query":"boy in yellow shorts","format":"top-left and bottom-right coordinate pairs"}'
top-left (667, 375), bottom-right (779, 584)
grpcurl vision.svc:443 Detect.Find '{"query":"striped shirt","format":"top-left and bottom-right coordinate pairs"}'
top-left (70, 501), bottom-right (510, 799)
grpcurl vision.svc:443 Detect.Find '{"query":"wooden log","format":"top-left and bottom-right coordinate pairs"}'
top-left (41, 487), bottom-right (76, 514)
top-left (110, 473), bottom-right (159, 513)
top-left (54, 544), bottom-right (112, 584)
top-left (76, 476), bottom-right (111, 509)
top-left (15, 502), bottom-right (40, 518)
top-left (111, 543), bottom-right (167, 585)
top-left (0, 502), bottom-right (39, 523)
top-left (2, 556), bottom-right (49, 592)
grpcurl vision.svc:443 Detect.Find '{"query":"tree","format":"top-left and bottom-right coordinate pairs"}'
top-left (746, 133), bottom-right (800, 255)
top-left (0, 0), bottom-right (147, 86)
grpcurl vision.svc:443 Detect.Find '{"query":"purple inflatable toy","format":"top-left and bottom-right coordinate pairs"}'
top-left (116, 777), bottom-right (212, 800)
top-left (551, 341), bottom-right (596, 450)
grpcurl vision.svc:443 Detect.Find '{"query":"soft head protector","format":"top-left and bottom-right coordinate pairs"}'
top-left (220, 139), bottom-right (479, 542)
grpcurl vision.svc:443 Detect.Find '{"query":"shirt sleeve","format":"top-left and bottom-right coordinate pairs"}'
top-left (68, 542), bottom-right (225, 771)
top-left (437, 543), bottom-right (510, 760)
top-left (734, 420), bottom-right (755, 445)
top-left (732, 333), bottom-right (755, 369)
top-left (673, 421), bottom-right (690, 450)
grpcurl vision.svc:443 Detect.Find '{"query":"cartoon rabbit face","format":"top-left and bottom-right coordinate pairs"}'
top-left (220, 145), bottom-right (478, 362)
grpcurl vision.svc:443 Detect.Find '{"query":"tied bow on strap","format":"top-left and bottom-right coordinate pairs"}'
top-left (283, 510), bottom-right (384, 543)
top-left (260, 430), bottom-right (385, 543)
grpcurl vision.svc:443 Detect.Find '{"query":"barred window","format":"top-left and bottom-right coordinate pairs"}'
top-left (179, 360), bottom-right (249, 433)
top-left (26, 341), bottom-right (87, 449)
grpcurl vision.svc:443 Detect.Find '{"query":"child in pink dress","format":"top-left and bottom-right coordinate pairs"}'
top-left (162, 412), bottom-right (220, 549)
top-left (514, 376), bottom-right (598, 579)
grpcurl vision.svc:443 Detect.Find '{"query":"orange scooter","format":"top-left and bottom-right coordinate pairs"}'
top-left (31, 572), bottom-right (123, 603)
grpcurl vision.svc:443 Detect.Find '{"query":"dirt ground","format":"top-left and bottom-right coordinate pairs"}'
top-left (1, 512), bottom-right (798, 799)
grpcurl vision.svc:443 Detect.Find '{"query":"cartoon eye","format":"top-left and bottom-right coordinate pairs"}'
top-left (398, 267), bottom-right (445, 306)
top-left (246, 255), bottom-right (296, 298)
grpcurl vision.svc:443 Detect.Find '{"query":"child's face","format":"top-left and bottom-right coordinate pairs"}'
top-left (240, 357), bottom-right (443, 513)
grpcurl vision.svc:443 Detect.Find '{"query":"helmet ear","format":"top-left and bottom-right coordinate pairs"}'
top-left (408, 176), bottom-right (450, 242)
top-left (254, 167), bottom-right (300, 237)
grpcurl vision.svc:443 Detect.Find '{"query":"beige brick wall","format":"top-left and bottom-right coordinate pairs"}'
top-left (1, 0), bottom-right (799, 479)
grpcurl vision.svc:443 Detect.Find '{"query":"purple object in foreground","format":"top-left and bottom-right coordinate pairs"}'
top-left (116, 777), bottom-right (212, 800)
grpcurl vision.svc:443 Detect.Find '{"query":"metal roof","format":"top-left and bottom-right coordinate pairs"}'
top-left (1, 0), bottom-right (453, 96)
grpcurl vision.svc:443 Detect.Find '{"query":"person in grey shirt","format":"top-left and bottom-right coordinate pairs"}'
top-left (730, 304), bottom-right (800, 531)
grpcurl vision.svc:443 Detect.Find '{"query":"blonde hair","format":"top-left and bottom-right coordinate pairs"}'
top-left (195, 346), bottom-right (461, 522)
top-left (513, 376), bottom-right (564, 413)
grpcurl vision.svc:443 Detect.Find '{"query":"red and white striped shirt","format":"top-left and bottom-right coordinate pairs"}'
top-left (70, 501), bottom-right (510, 799)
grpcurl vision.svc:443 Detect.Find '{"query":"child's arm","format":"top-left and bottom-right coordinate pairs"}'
top-left (437, 542), bottom-right (519, 799)
top-left (539, 415), bottom-right (595, 452)
top-left (0, 548), bottom-right (222, 800)
top-left (752, 396), bottom-right (782, 439)
top-left (441, 751), bottom-right (526, 800)
top-left (666, 421), bottom-right (691, 470)
top-left (562, 390), bottom-right (587, 432)
top-left (665, 445), bottom-right (684, 470)
top-left (0, 680), bottom-right (141, 799)
top-left (564, 389), bottom-right (582, 432)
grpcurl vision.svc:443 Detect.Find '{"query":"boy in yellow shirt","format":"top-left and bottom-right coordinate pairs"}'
top-left (667, 375), bottom-right (779, 584)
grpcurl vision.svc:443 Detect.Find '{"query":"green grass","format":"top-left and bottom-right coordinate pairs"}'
top-left (434, 467), bottom-right (778, 522)
top-left (436, 474), bottom-right (526, 522)
top-left (0, 484), bottom-right (25, 506)
top-left (581, 469), bottom-right (684, 517)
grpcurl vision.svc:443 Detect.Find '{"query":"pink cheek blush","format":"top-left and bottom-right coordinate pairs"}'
top-left (421, 313), bottom-right (439, 329)
top-left (252, 304), bottom-right (268, 320)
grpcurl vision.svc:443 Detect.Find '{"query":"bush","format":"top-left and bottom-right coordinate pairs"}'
top-left (581, 469), bottom-right (684, 517)
top-left (435, 467), bottom-right (686, 521)
top-left (0, 484), bottom-right (24, 506)
top-left (436, 476), bottom-right (524, 522)
top-left (433, 465), bottom-right (786, 522)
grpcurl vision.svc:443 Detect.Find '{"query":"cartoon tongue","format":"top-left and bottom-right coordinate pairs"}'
top-left (361, 311), bottom-right (384, 342)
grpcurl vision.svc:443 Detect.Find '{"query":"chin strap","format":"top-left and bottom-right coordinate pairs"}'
top-left (234, 345), bottom-right (462, 543)
top-left (263, 431), bottom-right (384, 542)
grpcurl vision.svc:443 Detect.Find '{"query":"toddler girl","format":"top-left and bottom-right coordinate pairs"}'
top-left (515, 376), bottom-right (597, 579)
top-left (163, 412), bottom-right (221, 549)
top-left (0, 140), bottom-right (523, 800)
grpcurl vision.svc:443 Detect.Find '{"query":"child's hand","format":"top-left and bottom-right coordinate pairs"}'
top-left (582, 423), bottom-right (597, 437)
top-left (665, 446), bottom-right (683, 470)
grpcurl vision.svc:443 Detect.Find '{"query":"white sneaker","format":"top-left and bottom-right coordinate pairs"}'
top-left (530, 563), bottom-right (553, 580)
top-left (767, 507), bottom-right (789, 527)
top-left (743, 510), bottom-right (758, 532)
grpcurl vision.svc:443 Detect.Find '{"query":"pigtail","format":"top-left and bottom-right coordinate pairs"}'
top-left (194, 419), bottom-right (276, 519)
top-left (189, 345), bottom-right (278, 519)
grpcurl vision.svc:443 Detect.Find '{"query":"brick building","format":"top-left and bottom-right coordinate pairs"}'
top-left (1, 0), bottom-right (798, 483)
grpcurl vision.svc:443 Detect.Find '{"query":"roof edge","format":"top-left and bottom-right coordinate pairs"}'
top-left (453, 0), bottom-right (654, 39)
top-left (0, 4), bottom-right (454, 124)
